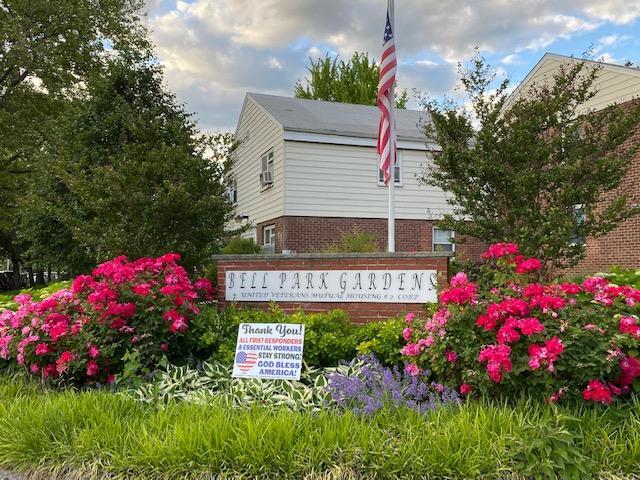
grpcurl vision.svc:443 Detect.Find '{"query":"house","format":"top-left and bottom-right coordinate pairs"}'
top-left (506, 53), bottom-right (640, 274)
top-left (229, 93), bottom-right (484, 258)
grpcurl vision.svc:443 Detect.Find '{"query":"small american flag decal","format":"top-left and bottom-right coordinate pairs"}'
top-left (235, 351), bottom-right (258, 371)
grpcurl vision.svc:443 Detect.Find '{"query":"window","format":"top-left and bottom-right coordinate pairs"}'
top-left (260, 149), bottom-right (274, 188)
top-left (263, 225), bottom-right (275, 246)
top-left (569, 204), bottom-right (586, 246)
top-left (378, 150), bottom-right (402, 185)
top-left (433, 227), bottom-right (455, 252)
top-left (227, 176), bottom-right (237, 204)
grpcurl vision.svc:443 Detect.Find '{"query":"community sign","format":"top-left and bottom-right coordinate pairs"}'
top-left (232, 323), bottom-right (305, 380)
top-left (225, 269), bottom-right (438, 303)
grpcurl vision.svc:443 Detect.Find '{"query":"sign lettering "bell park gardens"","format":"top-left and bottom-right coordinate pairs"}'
top-left (225, 269), bottom-right (438, 303)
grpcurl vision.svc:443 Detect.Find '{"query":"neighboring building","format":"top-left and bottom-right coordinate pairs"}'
top-left (506, 53), bottom-right (640, 274)
top-left (229, 93), bottom-right (483, 258)
top-left (230, 53), bottom-right (639, 273)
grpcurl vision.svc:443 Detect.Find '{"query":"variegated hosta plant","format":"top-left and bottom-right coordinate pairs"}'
top-left (127, 361), bottom-right (333, 411)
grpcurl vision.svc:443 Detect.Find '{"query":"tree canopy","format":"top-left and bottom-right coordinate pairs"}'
top-left (295, 52), bottom-right (408, 108)
top-left (19, 60), bottom-right (233, 273)
top-left (421, 54), bottom-right (640, 271)
top-left (1, 0), bottom-right (233, 283)
top-left (0, 0), bottom-right (149, 286)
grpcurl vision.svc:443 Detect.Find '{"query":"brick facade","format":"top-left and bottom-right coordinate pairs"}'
top-left (215, 253), bottom-right (450, 323)
top-left (565, 99), bottom-right (640, 276)
top-left (256, 215), bottom-right (485, 260)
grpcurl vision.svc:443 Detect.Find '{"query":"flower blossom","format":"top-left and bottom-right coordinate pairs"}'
top-left (55, 351), bottom-right (75, 374)
top-left (497, 318), bottom-right (520, 344)
top-left (559, 283), bottom-right (582, 295)
top-left (482, 243), bottom-right (519, 259)
top-left (132, 283), bottom-right (152, 296)
top-left (87, 344), bottom-right (100, 358)
top-left (616, 355), bottom-right (640, 388)
top-left (450, 272), bottom-right (468, 287)
top-left (404, 364), bottom-right (421, 376)
top-left (517, 317), bottom-right (545, 336)
top-left (400, 343), bottom-right (422, 357)
top-left (13, 294), bottom-right (32, 306)
top-left (86, 360), bottom-right (99, 377)
top-left (548, 387), bottom-right (567, 403)
top-left (515, 257), bottom-right (542, 275)
top-left (582, 379), bottom-right (613, 405)
top-left (459, 383), bottom-right (473, 395)
top-left (444, 349), bottom-right (458, 363)
top-left (583, 324), bottom-right (605, 335)
top-left (523, 283), bottom-right (545, 298)
top-left (402, 327), bottom-right (413, 341)
top-left (439, 280), bottom-right (478, 306)
top-left (528, 337), bottom-right (564, 372)
top-left (618, 316), bottom-right (640, 338)
top-left (478, 345), bottom-right (512, 383)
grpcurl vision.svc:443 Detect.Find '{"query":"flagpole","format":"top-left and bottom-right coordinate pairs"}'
top-left (387, 0), bottom-right (396, 253)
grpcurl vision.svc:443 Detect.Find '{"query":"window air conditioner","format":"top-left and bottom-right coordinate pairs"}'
top-left (261, 170), bottom-right (273, 186)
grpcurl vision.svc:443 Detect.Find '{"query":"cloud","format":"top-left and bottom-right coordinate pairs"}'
top-left (399, 60), bottom-right (458, 99)
top-left (144, 0), bottom-right (640, 131)
top-left (583, 1), bottom-right (640, 24)
top-left (598, 33), bottom-right (632, 46)
top-left (598, 52), bottom-right (619, 63)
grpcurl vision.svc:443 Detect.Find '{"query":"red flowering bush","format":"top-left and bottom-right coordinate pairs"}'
top-left (0, 253), bottom-right (214, 384)
top-left (402, 243), bottom-right (640, 405)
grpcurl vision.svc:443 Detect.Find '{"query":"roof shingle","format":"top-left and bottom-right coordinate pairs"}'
top-left (246, 92), bottom-right (431, 142)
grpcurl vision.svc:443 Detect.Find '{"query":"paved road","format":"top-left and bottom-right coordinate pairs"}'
top-left (0, 469), bottom-right (25, 480)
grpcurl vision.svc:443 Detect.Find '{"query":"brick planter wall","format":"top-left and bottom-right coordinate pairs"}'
top-left (214, 252), bottom-right (451, 323)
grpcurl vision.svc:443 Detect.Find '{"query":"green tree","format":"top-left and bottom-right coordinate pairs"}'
top-left (0, 0), bottom-right (147, 105)
top-left (20, 60), bottom-right (233, 273)
top-left (0, 0), bottom-right (148, 286)
top-left (295, 52), bottom-right (408, 108)
top-left (420, 54), bottom-right (640, 270)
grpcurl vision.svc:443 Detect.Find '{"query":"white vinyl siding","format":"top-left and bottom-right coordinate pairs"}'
top-left (507, 55), bottom-right (640, 114)
top-left (283, 141), bottom-right (454, 219)
top-left (230, 98), bottom-right (284, 226)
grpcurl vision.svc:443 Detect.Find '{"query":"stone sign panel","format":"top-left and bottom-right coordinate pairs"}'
top-left (214, 252), bottom-right (451, 323)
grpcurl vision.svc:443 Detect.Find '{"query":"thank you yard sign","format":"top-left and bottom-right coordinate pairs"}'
top-left (232, 323), bottom-right (305, 380)
top-left (225, 270), bottom-right (438, 304)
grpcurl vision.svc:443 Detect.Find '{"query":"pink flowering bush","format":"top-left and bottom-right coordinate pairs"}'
top-left (402, 243), bottom-right (640, 405)
top-left (0, 253), bottom-right (214, 384)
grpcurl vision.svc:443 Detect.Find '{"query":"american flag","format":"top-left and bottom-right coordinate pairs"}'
top-left (235, 351), bottom-right (258, 372)
top-left (377, 1), bottom-right (397, 185)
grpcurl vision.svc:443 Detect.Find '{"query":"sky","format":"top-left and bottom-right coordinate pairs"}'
top-left (143, 0), bottom-right (640, 133)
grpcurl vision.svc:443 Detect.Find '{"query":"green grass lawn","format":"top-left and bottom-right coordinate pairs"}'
top-left (0, 281), bottom-right (70, 310)
top-left (0, 377), bottom-right (639, 479)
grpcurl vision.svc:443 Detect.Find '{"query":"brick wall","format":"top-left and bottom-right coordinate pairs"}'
top-left (565, 99), bottom-right (640, 276)
top-left (256, 215), bottom-right (486, 257)
top-left (215, 253), bottom-right (450, 323)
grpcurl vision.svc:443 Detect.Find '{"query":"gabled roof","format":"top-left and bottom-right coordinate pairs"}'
top-left (504, 52), bottom-right (640, 112)
top-left (245, 92), bottom-right (432, 143)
